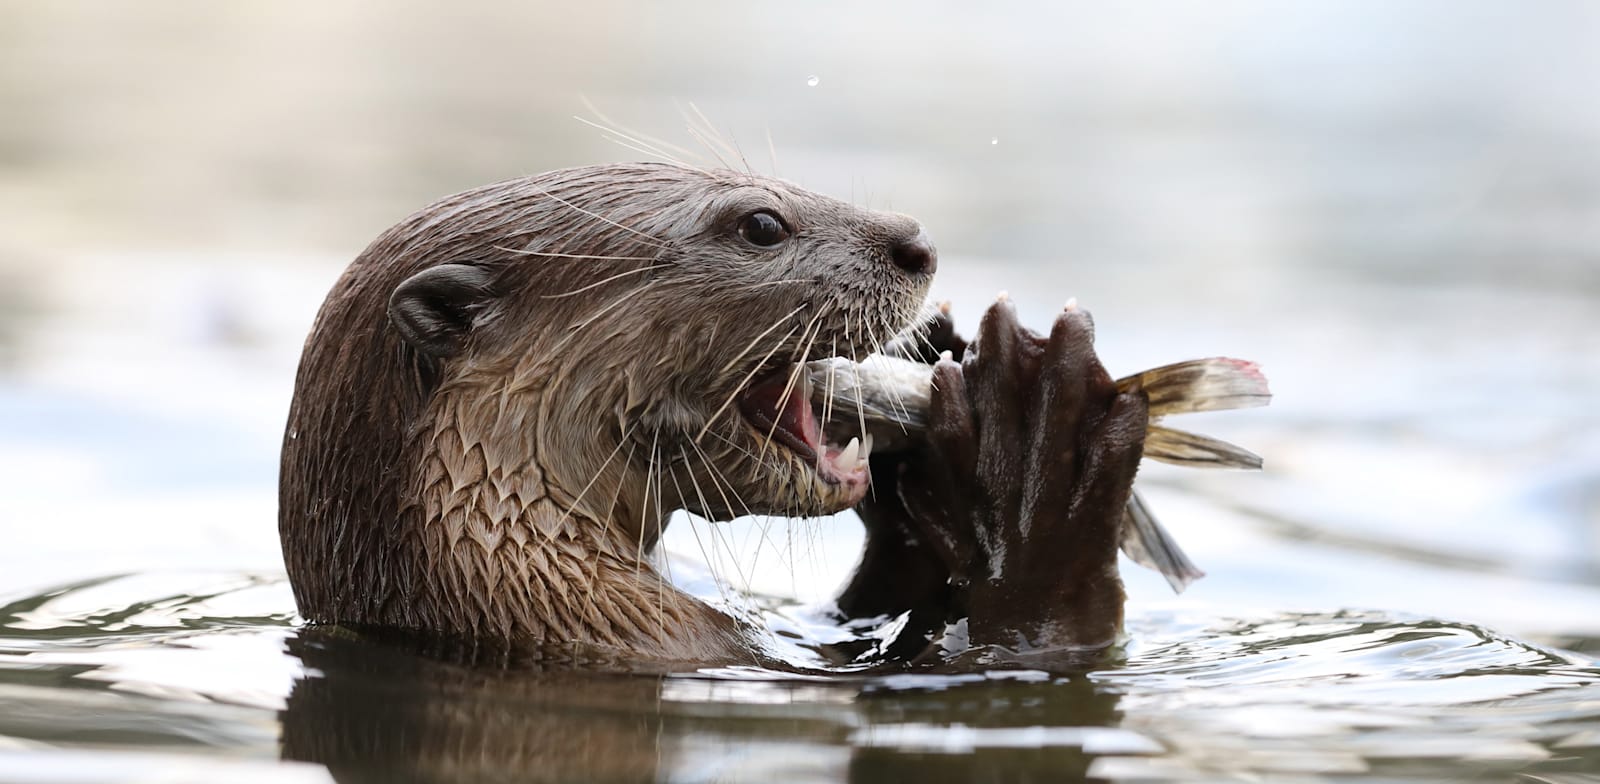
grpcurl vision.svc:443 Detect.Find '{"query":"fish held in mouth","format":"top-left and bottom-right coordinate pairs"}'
top-left (805, 352), bottom-right (1272, 592)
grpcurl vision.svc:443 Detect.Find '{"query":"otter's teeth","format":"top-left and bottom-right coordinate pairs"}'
top-left (861, 433), bottom-right (874, 462)
top-left (837, 436), bottom-right (862, 473)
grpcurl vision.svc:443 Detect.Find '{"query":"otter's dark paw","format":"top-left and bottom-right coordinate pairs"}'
top-left (898, 299), bottom-right (1149, 652)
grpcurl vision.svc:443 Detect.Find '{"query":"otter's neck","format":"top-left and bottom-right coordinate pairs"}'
top-left (403, 381), bottom-right (743, 661)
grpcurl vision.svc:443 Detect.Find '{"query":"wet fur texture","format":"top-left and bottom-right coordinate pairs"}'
top-left (280, 163), bottom-right (931, 657)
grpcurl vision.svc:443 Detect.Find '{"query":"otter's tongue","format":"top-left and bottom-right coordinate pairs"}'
top-left (737, 372), bottom-right (821, 461)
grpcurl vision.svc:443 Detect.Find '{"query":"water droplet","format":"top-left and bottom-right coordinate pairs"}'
top-left (806, 75), bottom-right (820, 87)
top-left (990, 137), bottom-right (1000, 146)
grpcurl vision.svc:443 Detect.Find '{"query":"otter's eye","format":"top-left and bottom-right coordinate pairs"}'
top-left (738, 211), bottom-right (790, 247)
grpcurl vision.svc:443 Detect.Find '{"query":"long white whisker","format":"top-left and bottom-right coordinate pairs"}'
top-left (683, 440), bottom-right (790, 593)
top-left (738, 278), bottom-right (813, 290)
top-left (685, 426), bottom-right (795, 593)
top-left (539, 265), bottom-right (656, 299)
top-left (696, 322), bottom-right (802, 444)
top-left (765, 127), bottom-right (780, 178)
top-left (577, 96), bottom-right (705, 163)
top-left (666, 449), bottom-right (754, 597)
top-left (702, 429), bottom-right (761, 462)
top-left (682, 441), bottom-right (755, 525)
top-left (536, 282), bottom-right (658, 366)
top-left (757, 311), bottom-right (823, 464)
top-left (820, 338), bottom-right (839, 444)
top-left (867, 354), bottom-right (901, 419)
top-left (683, 123), bottom-right (733, 171)
top-left (599, 133), bottom-right (688, 166)
top-left (634, 431), bottom-right (658, 577)
top-left (868, 328), bottom-right (914, 432)
top-left (674, 484), bottom-right (734, 609)
top-left (685, 102), bottom-right (743, 168)
top-left (580, 436), bottom-right (637, 629)
top-left (529, 184), bottom-right (671, 250)
top-left (571, 115), bottom-right (707, 172)
top-left (493, 246), bottom-right (656, 262)
top-left (716, 305), bottom-right (808, 376)
top-left (725, 128), bottom-right (753, 177)
top-left (544, 424), bottom-right (636, 544)
top-left (854, 314), bottom-right (870, 449)
top-left (644, 433), bottom-right (671, 634)
top-left (568, 282), bottom-right (652, 333)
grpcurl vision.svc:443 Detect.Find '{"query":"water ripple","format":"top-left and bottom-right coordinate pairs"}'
top-left (1, 575), bottom-right (1598, 781)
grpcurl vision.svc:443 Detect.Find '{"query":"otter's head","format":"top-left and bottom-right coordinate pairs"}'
top-left (280, 163), bottom-right (933, 631)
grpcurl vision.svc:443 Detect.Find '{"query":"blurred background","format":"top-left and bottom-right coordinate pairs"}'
top-left (1, 0), bottom-right (1597, 649)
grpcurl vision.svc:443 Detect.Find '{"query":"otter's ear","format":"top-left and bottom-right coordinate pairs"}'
top-left (388, 264), bottom-right (495, 358)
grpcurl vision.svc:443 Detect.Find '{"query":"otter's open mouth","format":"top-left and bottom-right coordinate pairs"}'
top-left (736, 364), bottom-right (873, 486)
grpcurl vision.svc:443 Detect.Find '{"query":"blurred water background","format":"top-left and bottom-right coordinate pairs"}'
top-left (1, 1), bottom-right (1598, 781)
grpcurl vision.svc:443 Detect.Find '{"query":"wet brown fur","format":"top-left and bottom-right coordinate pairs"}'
top-left (279, 163), bottom-right (931, 659)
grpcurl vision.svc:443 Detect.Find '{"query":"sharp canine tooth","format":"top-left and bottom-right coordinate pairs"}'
top-left (861, 433), bottom-right (874, 462)
top-left (838, 437), bottom-right (860, 471)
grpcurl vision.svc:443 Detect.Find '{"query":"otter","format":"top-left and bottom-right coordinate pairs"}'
top-left (279, 162), bottom-right (1147, 665)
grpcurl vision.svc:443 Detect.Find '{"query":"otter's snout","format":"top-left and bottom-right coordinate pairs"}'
top-left (891, 229), bottom-right (938, 276)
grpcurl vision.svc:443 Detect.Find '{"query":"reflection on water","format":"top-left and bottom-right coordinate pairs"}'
top-left (2, 576), bottom-right (1597, 782)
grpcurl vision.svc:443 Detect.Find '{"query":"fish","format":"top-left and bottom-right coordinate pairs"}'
top-left (806, 353), bottom-right (1271, 593)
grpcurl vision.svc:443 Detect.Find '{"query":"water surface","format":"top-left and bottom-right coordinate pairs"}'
top-left (3, 573), bottom-right (1598, 782)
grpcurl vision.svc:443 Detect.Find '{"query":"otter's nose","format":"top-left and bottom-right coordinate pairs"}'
top-left (890, 230), bottom-right (938, 276)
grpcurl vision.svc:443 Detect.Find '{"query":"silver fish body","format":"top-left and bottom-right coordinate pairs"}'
top-left (806, 354), bottom-right (1271, 592)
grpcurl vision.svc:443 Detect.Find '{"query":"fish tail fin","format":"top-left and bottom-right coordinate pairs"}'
top-left (1120, 490), bottom-right (1206, 593)
top-left (1145, 425), bottom-right (1264, 470)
